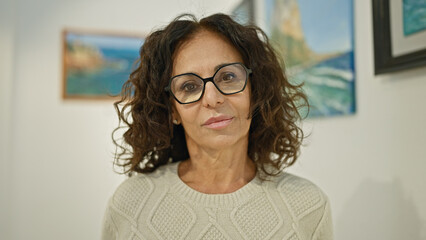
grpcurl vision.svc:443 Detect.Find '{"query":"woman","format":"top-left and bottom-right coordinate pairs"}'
top-left (102, 13), bottom-right (333, 240)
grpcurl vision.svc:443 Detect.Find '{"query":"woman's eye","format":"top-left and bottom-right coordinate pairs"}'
top-left (181, 82), bottom-right (199, 92)
top-left (221, 72), bottom-right (236, 81)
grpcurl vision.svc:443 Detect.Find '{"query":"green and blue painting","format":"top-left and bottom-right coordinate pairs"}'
top-left (265, 0), bottom-right (355, 117)
top-left (403, 0), bottom-right (426, 36)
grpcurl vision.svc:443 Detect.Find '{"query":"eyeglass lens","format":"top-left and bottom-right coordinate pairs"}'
top-left (170, 63), bottom-right (248, 104)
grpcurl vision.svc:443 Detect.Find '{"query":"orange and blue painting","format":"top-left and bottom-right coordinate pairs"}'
top-left (265, 0), bottom-right (355, 117)
top-left (63, 31), bottom-right (144, 99)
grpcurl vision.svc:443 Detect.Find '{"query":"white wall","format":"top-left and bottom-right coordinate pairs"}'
top-left (4, 0), bottom-right (239, 240)
top-left (2, 0), bottom-right (426, 239)
top-left (0, 0), bottom-right (15, 239)
top-left (289, 1), bottom-right (426, 239)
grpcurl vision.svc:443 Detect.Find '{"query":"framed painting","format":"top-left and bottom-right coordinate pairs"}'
top-left (373, 0), bottom-right (426, 75)
top-left (265, 0), bottom-right (356, 118)
top-left (62, 29), bottom-right (144, 99)
top-left (231, 0), bottom-right (255, 25)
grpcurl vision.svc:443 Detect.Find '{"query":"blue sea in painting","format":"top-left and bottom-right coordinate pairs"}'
top-left (403, 0), bottom-right (426, 36)
top-left (265, 0), bottom-right (355, 118)
top-left (292, 51), bottom-right (355, 117)
top-left (66, 46), bottom-right (140, 96)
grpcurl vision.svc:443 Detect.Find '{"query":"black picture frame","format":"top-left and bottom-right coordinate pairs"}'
top-left (372, 0), bottom-right (426, 75)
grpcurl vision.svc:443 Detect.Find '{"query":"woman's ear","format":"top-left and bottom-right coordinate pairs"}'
top-left (171, 104), bottom-right (182, 125)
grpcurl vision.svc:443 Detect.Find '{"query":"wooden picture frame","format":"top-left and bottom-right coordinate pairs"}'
top-left (62, 29), bottom-right (144, 100)
top-left (372, 0), bottom-right (426, 75)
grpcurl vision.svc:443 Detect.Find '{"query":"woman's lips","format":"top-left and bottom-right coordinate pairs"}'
top-left (202, 116), bottom-right (234, 129)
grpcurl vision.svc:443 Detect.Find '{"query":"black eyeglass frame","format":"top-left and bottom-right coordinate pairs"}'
top-left (164, 62), bottom-right (252, 104)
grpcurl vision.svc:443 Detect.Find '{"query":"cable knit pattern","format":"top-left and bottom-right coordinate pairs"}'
top-left (131, 235), bottom-right (143, 240)
top-left (231, 192), bottom-right (282, 239)
top-left (149, 193), bottom-right (196, 239)
top-left (287, 233), bottom-right (300, 240)
top-left (101, 162), bottom-right (333, 240)
top-left (199, 225), bottom-right (229, 240)
top-left (112, 176), bottom-right (154, 218)
top-left (312, 201), bottom-right (333, 240)
top-left (278, 174), bottom-right (324, 220)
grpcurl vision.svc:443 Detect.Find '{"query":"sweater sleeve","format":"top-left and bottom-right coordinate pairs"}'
top-left (312, 198), bottom-right (333, 240)
top-left (101, 202), bottom-right (118, 240)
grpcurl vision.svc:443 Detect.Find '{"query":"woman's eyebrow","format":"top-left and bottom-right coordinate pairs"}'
top-left (174, 62), bottom-right (235, 77)
top-left (181, 63), bottom-right (232, 75)
top-left (214, 62), bottom-right (232, 72)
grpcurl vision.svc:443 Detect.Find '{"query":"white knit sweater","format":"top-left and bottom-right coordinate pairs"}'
top-left (102, 162), bottom-right (333, 240)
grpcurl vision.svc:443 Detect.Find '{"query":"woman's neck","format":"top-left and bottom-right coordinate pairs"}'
top-left (178, 137), bottom-right (256, 194)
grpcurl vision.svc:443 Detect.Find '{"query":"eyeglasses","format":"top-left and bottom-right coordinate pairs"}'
top-left (165, 62), bottom-right (252, 104)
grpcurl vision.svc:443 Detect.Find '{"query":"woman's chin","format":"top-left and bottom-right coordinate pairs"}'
top-left (199, 134), bottom-right (247, 150)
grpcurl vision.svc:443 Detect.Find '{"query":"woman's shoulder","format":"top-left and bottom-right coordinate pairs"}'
top-left (107, 163), bottom-right (177, 217)
top-left (267, 172), bottom-right (333, 239)
top-left (270, 172), bottom-right (330, 220)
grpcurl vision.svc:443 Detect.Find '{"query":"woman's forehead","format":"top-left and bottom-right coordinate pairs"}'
top-left (172, 30), bottom-right (243, 76)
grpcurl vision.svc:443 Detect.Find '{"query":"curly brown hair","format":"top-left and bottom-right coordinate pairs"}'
top-left (113, 13), bottom-right (308, 178)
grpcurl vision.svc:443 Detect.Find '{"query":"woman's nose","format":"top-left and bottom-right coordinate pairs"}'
top-left (201, 82), bottom-right (225, 108)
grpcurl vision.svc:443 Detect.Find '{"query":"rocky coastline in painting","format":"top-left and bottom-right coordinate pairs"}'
top-left (270, 0), bottom-right (343, 69)
top-left (268, 0), bottom-right (355, 117)
top-left (65, 40), bottom-right (127, 74)
top-left (65, 36), bottom-right (140, 97)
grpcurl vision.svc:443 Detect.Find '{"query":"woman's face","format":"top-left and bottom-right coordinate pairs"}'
top-left (171, 30), bottom-right (251, 150)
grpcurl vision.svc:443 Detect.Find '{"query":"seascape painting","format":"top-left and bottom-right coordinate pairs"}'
top-left (63, 31), bottom-right (143, 99)
top-left (403, 0), bottom-right (426, 36)
top-left (232, 0), bottom-right (255, 25)
top-left (265, 0), bottom-right (355, 117)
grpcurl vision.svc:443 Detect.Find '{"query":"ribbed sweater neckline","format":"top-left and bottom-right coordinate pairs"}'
top-left (165, 161), bottom-right (263, 208)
